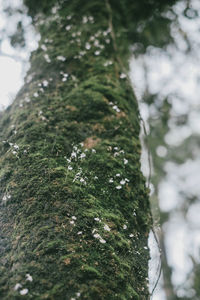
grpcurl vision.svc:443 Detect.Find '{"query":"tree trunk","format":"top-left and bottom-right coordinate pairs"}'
top-left (0, 1), bottom-right (151, 299)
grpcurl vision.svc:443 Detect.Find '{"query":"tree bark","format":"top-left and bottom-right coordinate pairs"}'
top-left (0, 1), bottom-right (151, 299)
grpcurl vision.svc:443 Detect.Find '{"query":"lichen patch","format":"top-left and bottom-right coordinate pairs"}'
top-left (83, 136), bottom-right (101, 149)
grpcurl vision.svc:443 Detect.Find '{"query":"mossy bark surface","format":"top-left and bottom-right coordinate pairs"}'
top-left (0, 1), bottom-right (151, 299)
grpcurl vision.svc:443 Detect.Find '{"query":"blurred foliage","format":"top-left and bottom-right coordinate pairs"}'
top-left (1, 0), bottom-right (180, 53)
top-left (140, 5), bottom-right (200, 298)
top-left (10, 21), bottom-right (25, 48)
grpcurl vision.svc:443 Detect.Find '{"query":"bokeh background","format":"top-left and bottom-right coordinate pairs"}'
top-left (0, 0), bottom-right (200, 299)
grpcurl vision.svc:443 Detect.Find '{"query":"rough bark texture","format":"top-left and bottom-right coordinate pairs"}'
top-left (0, 1), bottom-right (154, 299)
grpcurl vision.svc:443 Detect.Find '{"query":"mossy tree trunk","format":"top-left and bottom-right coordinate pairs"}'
top-left (0, 1), bottom-right (152, 299)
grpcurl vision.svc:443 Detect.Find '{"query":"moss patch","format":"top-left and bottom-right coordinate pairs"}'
top-left (0, 0), bottom-right (153, 299)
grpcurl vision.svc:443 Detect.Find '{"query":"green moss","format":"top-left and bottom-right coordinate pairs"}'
top-left (0, 0), bottom-right (154, 299)
top-left (81, 265), bottom-right (102, 279)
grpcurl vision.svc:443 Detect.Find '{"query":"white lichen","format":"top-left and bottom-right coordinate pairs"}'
top-left (14, 283), bottom-right (22, 291)
top-left (103, 224), bottom-right (111, 232)
top-left (20, 288), bottom-right (28, 295)
top-left (26, 274), bottom-right (33, 282)
top-left (57, 55), bottom-right (66, 61)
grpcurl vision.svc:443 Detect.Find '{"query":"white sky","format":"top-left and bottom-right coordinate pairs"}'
top-left (0, 56), bottom-right (23, 109)
top-left (0, 0), bottom-right (38, 110)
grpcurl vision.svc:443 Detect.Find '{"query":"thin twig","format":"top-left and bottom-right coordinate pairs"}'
top-left (105, 0), bottom-right (137, 95)
top-left (105, 3), bottom-right (161, 296)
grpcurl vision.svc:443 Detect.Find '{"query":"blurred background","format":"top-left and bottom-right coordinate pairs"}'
top-left (0, 0), bottom-right (200, 299)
